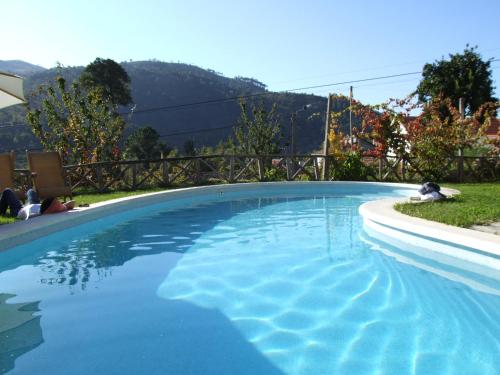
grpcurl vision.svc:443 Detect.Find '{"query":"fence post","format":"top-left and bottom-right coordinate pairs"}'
top-left (457, 155), bottom-right (464, 182)
top-left (257, 157), bottom-right (265, 181)
top-left (96, 164), bottom-right (104, 192)
top-left (194, 158), bottom-right (201, 184)
top-left (132, 163), bottom-right (137, 190)
top-left (228, 156), bottom-right (235, 183)
top-left (313, 157), bottom-right (320, 181)
top-left (321, 156), bottom-right (329, 181)
top-left (161, 154), bottom-right (170, 186)
top-left (401, 158), bottom-right (406, 182)
top-left (286, 157), bottom-right (293, 180)
top-left (378, 158), bottom-right (383, 181)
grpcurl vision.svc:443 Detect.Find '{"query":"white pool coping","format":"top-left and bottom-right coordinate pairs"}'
top-left (359, 192), bottom-right (500, 257)
top-left (1, 182), bottom-right (498, 261)
top-left (0, 182), bottom-right (417, 251)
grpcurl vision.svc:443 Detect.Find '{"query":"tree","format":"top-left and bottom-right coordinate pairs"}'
top-left (124, 126), bottom-right (166, 160)
top-left (415, 46), bottom-right (497, 114)
top-left (232, 100), bottom-right (283, 155)
top-left (405, 98), bottom-right (498, 179)
top-left (80, 58), bottom-right (132, 106)
top-left (26, 76), bottom-right (125, 164)
top-left (354, 96), bottom-right (498, 180)
top-left (353, 99), bottom-right (408, 159)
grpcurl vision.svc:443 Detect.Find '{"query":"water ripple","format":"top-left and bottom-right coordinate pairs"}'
top-left (157, 197), bottom-right (500, 375)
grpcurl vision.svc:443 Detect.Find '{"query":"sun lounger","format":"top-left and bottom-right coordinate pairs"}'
top-left (27, 151), bottom-right (72, 200)
top-left (0, 152), bottom-right (25, 200)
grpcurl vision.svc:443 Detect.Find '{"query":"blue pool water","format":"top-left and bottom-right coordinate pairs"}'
top-left (0, 184), bottom-right (499, 374)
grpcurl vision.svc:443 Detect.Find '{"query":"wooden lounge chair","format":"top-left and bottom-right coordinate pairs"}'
top-left (0, 152), bottom-right (25, 200)
top-left (27, 151), bottom-right (72, 200)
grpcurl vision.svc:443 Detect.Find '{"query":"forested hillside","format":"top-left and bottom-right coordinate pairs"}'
top-left (0, 60), bottom-right (354, 155)
top-left (0, 60), bottom-right (46, 76)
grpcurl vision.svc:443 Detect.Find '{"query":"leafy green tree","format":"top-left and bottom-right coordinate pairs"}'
top-left (415, 46), bottom-right (496, 114)
top-left (232, 101), bottom-right (283, 155)
top-left (80, 58), bottom-right (132, 106)
top-left (124, 126), bottom-right (166, 160)
top-left (26, 76), bottom-right (125, 164)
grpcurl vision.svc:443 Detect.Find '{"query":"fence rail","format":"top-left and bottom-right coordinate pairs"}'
top-left (14, 154), bottom-right (499, 193)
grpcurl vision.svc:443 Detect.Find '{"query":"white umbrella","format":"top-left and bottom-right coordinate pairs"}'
top-left (0, 71), bottom-right (26, 109)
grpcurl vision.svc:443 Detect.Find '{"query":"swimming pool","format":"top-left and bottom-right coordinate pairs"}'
top-left (0, 183), bottom-right (499, 374)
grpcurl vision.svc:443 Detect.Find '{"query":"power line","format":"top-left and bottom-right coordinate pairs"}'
top-left (355, 77), bottom-right (421, 90)
top-left (120, 71), bottom-right (423, 116)
top-left (119, 60), bottom-right (500, 116)
top-left (157, 99), bottom-right (326, 138)
top-left (269, 49), bottom-right (500, 86)
top-left (158, 124), bottom-right (235, 138)
top-left (1, 60), bottom-right (499, 130)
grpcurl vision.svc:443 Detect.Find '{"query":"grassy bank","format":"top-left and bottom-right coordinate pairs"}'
top-left (73, 188), bottom-right (164, 206)
top-left (394, 183), bottom-right (500, 228)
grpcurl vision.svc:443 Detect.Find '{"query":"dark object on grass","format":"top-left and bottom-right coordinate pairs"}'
top-left (419, 182), bottom-right (441, 195)
top-left (419, 182), bottom-right (446, 199)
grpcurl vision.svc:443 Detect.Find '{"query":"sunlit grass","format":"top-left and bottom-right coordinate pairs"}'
top-left (0, 216), bottom-right (17, 225)
top-left (395, 183), bottom-right (500, 228)
top-left (73, 188), bottom-right (165, 206)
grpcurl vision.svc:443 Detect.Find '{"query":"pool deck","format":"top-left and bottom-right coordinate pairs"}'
top-left (1, 182), bottom-right (499, 258)
top-left (471, 222), bottom-right (500, 236)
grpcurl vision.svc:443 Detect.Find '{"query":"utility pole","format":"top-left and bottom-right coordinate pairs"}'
top-left (289, 111), bottom-right (297, 177)
top-left (458, 97), bottom-right (465, 182)
top-left (349, 86), bottom-right (353, 149)
top-left (290, 112), bottom-right (297, 155)
top-left (322, 94), bottom-right (332, 180)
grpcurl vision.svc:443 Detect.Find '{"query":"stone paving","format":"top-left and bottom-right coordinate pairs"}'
top-left (471, 222), bottom-right (500, 236)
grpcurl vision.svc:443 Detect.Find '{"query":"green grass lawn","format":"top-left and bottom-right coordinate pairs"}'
top-left (394, 183), bottom-right (500, 228)
top-left (73, 188), bottom-right (165, 206)
top-left (0, 216), bottom-right (17, 225)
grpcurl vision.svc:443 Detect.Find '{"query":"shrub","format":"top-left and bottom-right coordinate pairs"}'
top-left (332, 152), bottom-right (369, 181)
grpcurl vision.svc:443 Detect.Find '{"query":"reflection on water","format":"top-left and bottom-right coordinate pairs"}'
top-left (0, 294), bottom-right (43, 374)
top-left (4, 197), bottom-right (320, 293)
top-left (0, 197), bottom-right (317, 374)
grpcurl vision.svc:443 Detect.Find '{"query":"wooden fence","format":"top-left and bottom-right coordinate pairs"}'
top-left (14, 154), bottom-right (499, 193)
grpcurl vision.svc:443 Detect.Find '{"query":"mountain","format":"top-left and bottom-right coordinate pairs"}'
top-left (0, 60), bottom-right (46, 77)
top-left (0, 60), bottom-right (355, 157)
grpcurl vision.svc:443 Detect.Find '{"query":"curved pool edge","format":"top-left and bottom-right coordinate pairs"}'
top-left (359, 196), bottom-right (500, 261)
top-left (0, 181), bottom-right (419, 252)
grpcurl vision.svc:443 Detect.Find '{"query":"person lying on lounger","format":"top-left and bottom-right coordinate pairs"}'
top-left (0, 188), bottom-right (75, 220)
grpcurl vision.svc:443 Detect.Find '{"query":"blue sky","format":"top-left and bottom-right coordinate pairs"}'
top-left (4, 0), bottom-right (500, 104)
